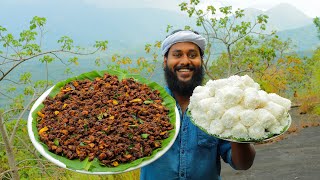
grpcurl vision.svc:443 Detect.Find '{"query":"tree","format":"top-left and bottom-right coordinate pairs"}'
top-left (314, 17), bottom-right (320, 39)
top-left (0, 16), bottom-right (108, 179)
top-left (105, 41), bottom-right (162, 79)
top-left (179, 0), bottom-right (270, 78)
top-left (207, 34), bottom-right (304, 96)
top-left (296, 47), bottom-right (320, 114)
top-left (177, 0), bottom-right (313, 102)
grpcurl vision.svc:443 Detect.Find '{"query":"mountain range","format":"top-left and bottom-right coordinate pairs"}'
top-left (1, 2), bottom-right (319, 56)
top-left (242, 3), bottom-right (319, 52)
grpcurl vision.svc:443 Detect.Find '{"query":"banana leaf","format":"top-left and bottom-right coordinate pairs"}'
top-left (31, 69), bottom-right (177, 172)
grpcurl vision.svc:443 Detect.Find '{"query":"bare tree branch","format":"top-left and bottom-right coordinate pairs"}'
top-left (0, 47), bottom-right (102, 81)
top-left (0, 91), bottom-right (14, 99)
top-left (2, 78), bottom-right (22, 85)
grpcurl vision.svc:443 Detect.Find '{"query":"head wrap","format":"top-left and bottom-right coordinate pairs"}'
top-left (161, 30), bottom-right (206, 56)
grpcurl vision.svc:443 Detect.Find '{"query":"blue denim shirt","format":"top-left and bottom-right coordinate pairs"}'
top-left (140, 87), bottom-right (235, 180)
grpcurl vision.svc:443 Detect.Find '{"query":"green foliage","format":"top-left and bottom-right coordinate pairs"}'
top-left (22, 44), bottom-right (41, 56)
top-left (68, 56), bottom-right (79, 65)
top-left (0, 16), bottom-right (108, 179)
top-left (312, 104), bottom-right (320, 115)
top-left (19, 30), bottom-right (37, 43)
top-left (34, 80), bottom-right (53, 88)
top-left (64, 67), bottom-right (74, 76)
top-left (56, 169), bottom-right (140, 180)
top-left (208, 33), bottom-right (306, 97)
top-left (23, 86), bottom-right (34, 95)
top-left (166, 25), bottom-right (173, 33)
top-left (58, 36), bottom-right (74, 51)
top-left (314, 17), bottom-right (320, 39)
top-left (9, 94), bottom-right (25, 110)
top-left (6, 85), bottom-right (17, 93)
top-left (94, 40), bottom-right (108, 51)
top-left (2, 120), bottom-right (42, 178)
top-left (105, 40), bottom-right (161, 79)
top-left (39, 55), bottom-right (54, 63)
top-left (184, 25), bottom-right (191, 30)
top-left (299, 51), bottom-right (320, 114)
top-left (29, 16), bottom-right (46, 30)
top-left (19, 72), bottom-right (32, 84)
top-left (179, 1), bottom-right (270, 77)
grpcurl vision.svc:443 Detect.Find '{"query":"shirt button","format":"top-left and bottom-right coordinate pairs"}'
top-left (181, 172), bottom-right (185, 177)
top-left (181, 150), bottom-right (184, 154)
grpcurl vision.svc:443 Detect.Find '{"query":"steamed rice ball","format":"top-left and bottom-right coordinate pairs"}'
top-left (207, 103), bottom-right (226, 120)
top-left (215, 86), bottom-right (244, 109)
top-left (220, 106), bottom-right (243, 128)
top-left (239, 109), bottom-right (257, 127)
top-left (231, 123), bottom-right (249, 139)
top-left (248, 122), bottom-right (266, 139)
top-left (209, 120), bottom-right (224, 135)
top-left (189, 74), bottom-right (292, 141)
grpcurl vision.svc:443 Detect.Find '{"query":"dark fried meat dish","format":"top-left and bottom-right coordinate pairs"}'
top-left (36, 73), bottom-right (173, 167)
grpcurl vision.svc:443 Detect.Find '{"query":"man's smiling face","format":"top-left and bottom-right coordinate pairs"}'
top-left (164, 42), bottom-right (204, 97)
top-left (165, 42), bottom-right (202, 82)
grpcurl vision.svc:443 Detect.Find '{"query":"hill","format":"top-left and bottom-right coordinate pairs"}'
top-left (0, 3), bottom-right (193, 55)
top-left (277, 24), bottom-right (320, 52)
top-left (266, 3), bottom-right (313, 31)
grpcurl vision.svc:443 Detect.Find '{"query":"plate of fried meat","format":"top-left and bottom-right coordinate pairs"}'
top-left (28, 69), bottom-right (179, 174)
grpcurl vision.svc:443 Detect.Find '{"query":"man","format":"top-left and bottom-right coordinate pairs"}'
top-left (140, 30), bottom-right (256, 180)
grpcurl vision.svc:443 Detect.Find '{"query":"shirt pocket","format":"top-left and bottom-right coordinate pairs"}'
top-left (197, 129), bottom-right (218, 148)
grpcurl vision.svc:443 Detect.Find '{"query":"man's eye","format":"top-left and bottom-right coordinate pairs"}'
top-left (173, 53), bottom-right (182, 57)
top-left (188, 53), bottom-right (197, 58)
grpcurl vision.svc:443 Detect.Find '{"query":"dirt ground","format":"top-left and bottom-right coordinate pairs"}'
top-left (221, 107), bottom-right (320, 180)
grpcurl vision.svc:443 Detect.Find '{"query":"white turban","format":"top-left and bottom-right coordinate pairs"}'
top-left (161, 30), bottom-right (206, 56)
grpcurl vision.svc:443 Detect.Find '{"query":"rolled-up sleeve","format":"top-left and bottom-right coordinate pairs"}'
top-left (219, 139), bottom-right (236, 169)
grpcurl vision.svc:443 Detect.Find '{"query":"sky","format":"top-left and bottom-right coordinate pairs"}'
top-left (198, 0), bottom-right (319, 18)
top-left (82, 0), bottom-right (320, 18)
top-left (3, 0), bottom-right (319, 18)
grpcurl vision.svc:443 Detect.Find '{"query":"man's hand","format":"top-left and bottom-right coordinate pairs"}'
top-left (231, 142), bottom-right (256, 170)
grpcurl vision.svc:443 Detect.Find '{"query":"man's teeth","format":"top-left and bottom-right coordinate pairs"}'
top-left (178, 69), bottom-right (191, 72)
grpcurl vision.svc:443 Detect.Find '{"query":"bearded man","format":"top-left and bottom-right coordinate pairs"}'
top-left (140, 30), bottom-right (256, 180)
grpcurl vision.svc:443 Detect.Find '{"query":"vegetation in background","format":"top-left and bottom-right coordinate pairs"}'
top-left (314, 17), bottom-right (320, 39)
top-left (295, 17), bottom-right (320, 114)
top-left (179, 0), bottom-right (270, 78)
top-left (0, 16), bottom-right (108, 179)
top-left (1, 1), bottom-right (320, 180)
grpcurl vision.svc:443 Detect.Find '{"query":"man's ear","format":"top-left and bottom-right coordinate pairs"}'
top-left (163, 57), bottom-right (167, 68)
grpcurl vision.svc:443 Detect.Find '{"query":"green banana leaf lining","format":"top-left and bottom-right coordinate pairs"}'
top-left (31, 69), bottom-right (177, 172)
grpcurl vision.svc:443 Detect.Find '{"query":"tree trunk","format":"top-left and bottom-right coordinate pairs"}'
top-left (0, 114), bottom-right (20, 180)
top-left (227, 45), bottom-right (233, 76)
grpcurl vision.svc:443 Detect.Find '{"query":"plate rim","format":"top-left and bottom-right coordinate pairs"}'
top-left (28, 85), bottom-right (180, 174)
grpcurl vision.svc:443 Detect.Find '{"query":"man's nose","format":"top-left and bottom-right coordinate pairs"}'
top-left (179, 54), bottom-right (191, 65)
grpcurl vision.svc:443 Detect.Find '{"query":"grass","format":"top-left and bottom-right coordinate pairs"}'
top-left (30, 169), bottom-right (140, 180)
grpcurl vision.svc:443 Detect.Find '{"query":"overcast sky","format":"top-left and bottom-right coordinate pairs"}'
top-left (82, 0), bottom-right (320, 18)
top-left (4, 0), bottom-right (320, 18)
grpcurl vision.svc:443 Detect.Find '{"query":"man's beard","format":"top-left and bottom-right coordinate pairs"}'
top-left (164, 64), bottom-right (204, 97)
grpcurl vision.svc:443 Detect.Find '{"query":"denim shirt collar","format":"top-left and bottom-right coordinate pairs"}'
top-left (165, 86), bottom-right (185, 116)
